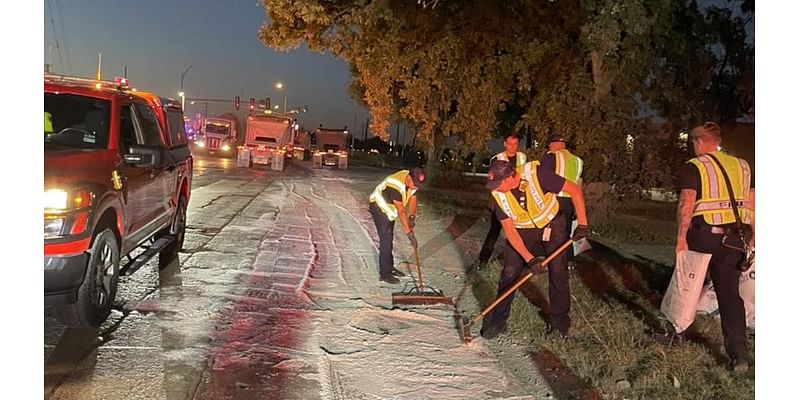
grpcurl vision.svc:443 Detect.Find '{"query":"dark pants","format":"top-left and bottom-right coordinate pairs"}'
top-left (482, 214), bottom-right (571, 333)
top-left (687, 222), bottom-right (748, 360)
top-left (369, 203), bottom-right (395, 278)
top-left (557, 197), bottom-right (576, 264)
top-left (479, 210), bottom-right (503, 264)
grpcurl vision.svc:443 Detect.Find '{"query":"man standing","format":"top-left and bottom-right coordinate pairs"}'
top-left (480, 160), bottom-right (589, 339)
top-left (676, 121), bottom-right (754, 374)
top-left (541, 134), bottom-right (584, 270)
top-left (478, 132), bottom-right (528, 269)
top-left (369, 168), bottom-right (426, 284)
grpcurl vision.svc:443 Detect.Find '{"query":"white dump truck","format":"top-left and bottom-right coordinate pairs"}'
top-left (242, 114), bottom-right (295, 170)
top-left (312, 127), bottom-right (349, 169)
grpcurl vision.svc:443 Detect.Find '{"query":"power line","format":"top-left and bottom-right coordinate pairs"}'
top-left (45, 0), bottom-right (64, 73)
top-left (53, 0), bottom-right (73, 74)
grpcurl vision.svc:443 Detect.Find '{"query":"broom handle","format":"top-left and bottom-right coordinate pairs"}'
top-left (413, 243), bottom-right (425, 292)
top-left (468, 239), bottom-right (573, 326)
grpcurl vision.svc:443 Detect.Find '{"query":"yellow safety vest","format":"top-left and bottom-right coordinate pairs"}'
top-left (492, 151), bottom-right (527, 173)
top-left (369, 170), bottom-right (415, 221)
top-left (548, 149), bottom-right (583, 198)
top-left (44, 111), bottom-right (54, 134)
top-left (491, 161), bottom-right (560, 229)
top-left (688, 151), bottom-right (752, 225)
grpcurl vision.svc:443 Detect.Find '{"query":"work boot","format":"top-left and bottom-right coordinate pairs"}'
top-left (391, 267), bottom-right (406, 277)
top-left (547, 325), bottom-right (569, 340)
top-left (379, 274), bottom-right (400, 284)
top-left (727, 355), bottom-right (749, 375)
top-left (480, 323), bottom-right (507, 340)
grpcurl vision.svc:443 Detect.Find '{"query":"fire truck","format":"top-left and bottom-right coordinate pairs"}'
top-left (194, 116), bottom-right (239, 158)
top-left (312, 127), bottom-right (349, 169)
top-left (242, 114), bottom-right (295, 169)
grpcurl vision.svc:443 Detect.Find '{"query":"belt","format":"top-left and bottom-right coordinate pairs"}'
top-left (710, 226), bottom-right (726, 235)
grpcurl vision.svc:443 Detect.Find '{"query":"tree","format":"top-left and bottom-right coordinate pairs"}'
top-left (258, 0), bottom-right (753, 193)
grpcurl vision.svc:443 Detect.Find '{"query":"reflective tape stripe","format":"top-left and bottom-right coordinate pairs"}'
top-left (698, 156), bottom-right (720, 199)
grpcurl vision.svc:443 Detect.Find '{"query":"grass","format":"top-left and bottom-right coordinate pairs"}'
top-left (442, 201), bottom-right (755, 400)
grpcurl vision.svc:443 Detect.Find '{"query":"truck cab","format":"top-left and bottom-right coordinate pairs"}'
top-left (195, 116), bottom-right (239, 158)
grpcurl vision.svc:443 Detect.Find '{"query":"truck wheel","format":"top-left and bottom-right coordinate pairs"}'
top-left (159, 195), bottom-right (187, 270)
top-left (57, 229), bottom-right (120, 328)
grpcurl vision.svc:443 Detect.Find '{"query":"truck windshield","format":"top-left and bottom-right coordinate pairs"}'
top-left (204, 123), bottom-right (230, 135)
top-left (44, 93), bottom-right (111, 150)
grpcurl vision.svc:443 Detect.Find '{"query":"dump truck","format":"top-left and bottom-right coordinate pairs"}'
top-left (312, 127), bottom-right (349, 169)
top-left (243, 114), bottom-right (295, 170)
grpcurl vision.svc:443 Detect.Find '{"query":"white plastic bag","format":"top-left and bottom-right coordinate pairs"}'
top-left (696, 282), bottom-right (719, 315)
top-left (694, 261), bottom-right (755, 329)
top-left (661, 250), bottom-right (712, 333)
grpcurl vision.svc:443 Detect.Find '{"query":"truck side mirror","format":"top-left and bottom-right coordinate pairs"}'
top-left (124, 145), bottom-right (162, 167)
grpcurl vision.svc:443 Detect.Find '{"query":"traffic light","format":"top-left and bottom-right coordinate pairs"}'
top-left (234, 96), bottom-right (240, 110)
top-left (249, 97), bottom-right (255, 111)
top-left (265, 97), bottom-right (270, 110)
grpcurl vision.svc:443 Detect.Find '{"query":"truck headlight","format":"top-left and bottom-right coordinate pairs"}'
top-left (196, 140), bottom-right (205, 148)
top-left (44, 190), bottom-right (68, 210)
top-left (44, 218), bottom-right (64, 238)
top-left (221, 144), bottom-right (231, 151)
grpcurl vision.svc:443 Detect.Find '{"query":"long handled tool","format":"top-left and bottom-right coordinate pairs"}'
top-left (392, 242), bottom-right (454, 306)
top-left (457, 239), bottom-right (573, 344)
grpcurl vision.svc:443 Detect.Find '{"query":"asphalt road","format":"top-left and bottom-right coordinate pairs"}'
top-left (45, 155), bottom-right (552, 400)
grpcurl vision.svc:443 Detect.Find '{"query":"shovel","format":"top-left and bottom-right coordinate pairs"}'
top-left (457, 239), bottom-right (573, 344)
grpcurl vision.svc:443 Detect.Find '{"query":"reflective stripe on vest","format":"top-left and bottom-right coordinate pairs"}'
top-left (491, 188), bottom-right (536, 229)
top-left (369, 170), bottom-right (414, 221)
top-left (688, 151), bottom-right (752, 225)
top-left (519, 161), bottom-right (560, 228)
top-left (44, 112), bottom-right (54, 134)
top-left (493, 152), bottom-right (527, 172)
top-left (549, 150), bottom-right (583, 198)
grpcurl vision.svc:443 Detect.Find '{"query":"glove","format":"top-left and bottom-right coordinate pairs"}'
top-left (572, 224), bottom-right (590, 241)
top-left (409, 215), bottom-right (416, 229)
top-left (526, 256), bottom-right (547, 274)
top-left (407, 231), bottom-right (418, 248)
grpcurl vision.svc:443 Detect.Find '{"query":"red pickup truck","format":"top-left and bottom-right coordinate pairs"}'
top-left (45, 75), bottom-right (193, 327)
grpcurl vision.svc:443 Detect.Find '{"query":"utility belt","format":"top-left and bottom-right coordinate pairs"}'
top-left (692, 220), bottom-right (754, 270)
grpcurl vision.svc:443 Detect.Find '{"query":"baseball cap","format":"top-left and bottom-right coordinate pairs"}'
top-left (486, 160), bottom-right (516, 191)
top-left (411, 168), bottom-right (426, 188)
top-left (546, 134), bottom-right (566, 145)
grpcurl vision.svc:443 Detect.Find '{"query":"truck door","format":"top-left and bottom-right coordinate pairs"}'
top-left (117, 101), bottom-right (171, 247)
top-left (131, 101), bottom-right (172, 229)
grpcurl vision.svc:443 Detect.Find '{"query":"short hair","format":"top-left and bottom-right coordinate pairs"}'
top-left (690, 121), bottom-right (722, 143)
top-left (503, 132), bottom-right (521, 142)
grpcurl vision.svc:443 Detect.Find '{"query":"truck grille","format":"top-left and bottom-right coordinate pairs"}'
top-left (207, 137), bottom-right (221, 149)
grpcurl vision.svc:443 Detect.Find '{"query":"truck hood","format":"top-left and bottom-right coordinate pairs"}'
top-left (44, 147), bottom-right (119, 181)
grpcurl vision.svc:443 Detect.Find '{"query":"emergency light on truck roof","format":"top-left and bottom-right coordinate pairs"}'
top-left (114, 77), bottom-right (129, 88)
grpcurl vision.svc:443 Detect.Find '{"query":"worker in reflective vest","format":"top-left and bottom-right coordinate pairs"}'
top-left (480, 159), bottom-right (589, 340)
top-left (541, 134), bottom-right (584, 270)
top-left (675, 121), bottom-right (754, 374)
top-left (369, 168), bottom-right (426, 284)
top-left (478, 132), bottom-right (528, 269)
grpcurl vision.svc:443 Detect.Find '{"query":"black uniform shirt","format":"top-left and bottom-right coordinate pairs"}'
top-left (493, 165), bottom-right (565, 221)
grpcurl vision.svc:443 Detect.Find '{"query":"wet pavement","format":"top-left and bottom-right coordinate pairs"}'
top-left (44, 155), bottom-right (548, 400)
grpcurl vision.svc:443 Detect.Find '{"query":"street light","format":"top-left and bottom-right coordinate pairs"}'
top-left (275, 81), bottom-right (287, 115)
top-left (180, 64), bottom-right (193, 110)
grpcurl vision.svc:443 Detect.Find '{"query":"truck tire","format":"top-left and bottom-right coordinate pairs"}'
top-left (57, 228), bottom-right (120, 328)
top-left (159, 195), bottom-right (187, 270)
